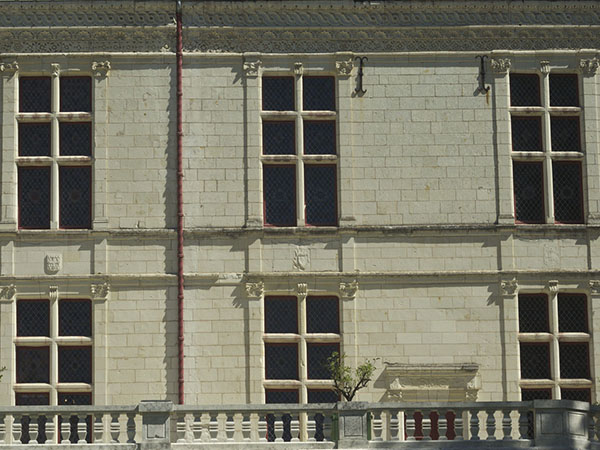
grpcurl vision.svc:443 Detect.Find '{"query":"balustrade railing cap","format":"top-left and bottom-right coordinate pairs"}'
top-left (533, 399), bottom-right (591, 411)
top-left (139, 400), bottom-right (174, 413)
top-left (336, 401), bottom-right (369, 411)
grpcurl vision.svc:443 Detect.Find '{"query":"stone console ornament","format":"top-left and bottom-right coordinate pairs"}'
top-left (92, 60), bottom-right (111, 77)
top-left (245, 281), bottom-right (264, 298)
top-left (490, 57), bottom-right (511, 74)
top-left (589, 280), bottom-right (600, 295)
top-left (580, 57), bottom-right (600, 76)
top-left (243, 59), bottom-right (261, 77)
top-left (0, 284), bottom-right (16, 301)
top-left (340, 280), bottom-right (358, 299)
top-left (91, 282), bottom-right (110, 300)
top-left (500, 278), bottom-right (518, 296)
top-left (0, 61), bottom-right (18, 73)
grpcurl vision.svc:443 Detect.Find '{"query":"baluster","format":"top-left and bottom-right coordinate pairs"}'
top-left (176, 412), bottom-right (186, 443)
top-left (45, 416), bottom-right (55, 444)
top-left (502, 410), bottom-right (512, 440)
top-left (200, 413), bottom-right (211, 442)
top-left (126, 412), bottom-right (135, 443)
top-left (192, 413), bottom-right (202, 441)
top-left (12, 414), bottom-right (22, 444)
top-left (209, 413), bottom-right (219, 441)
top-left (184, 413), bottom-right (194, 443)
top-left (422, 411), bottom-right (432, 441)
top-left (589, 413), bottom-right (597, 441)
top-left (60, 416), bottom-right (71, 444)
top-left (469, 410), bottom-right (480, 440)
top-left (453, 410), bottom-right (464, 441)
top-left (225, 414), bottom-right (234, 441)
top-left (518, 410), bottom-right (530, 440)
top-left (94, 413), bottom-right (104, 443)
top-left (306, 414), bottom-right (317, 442)
top-left (438, 410), bottom-right (448, 441)
top-left (595, 412), bottom-right (600, 443)
top-left (290, 413), bottom-right (300, 442)
top-left (405, 410), bottom-right (416, 441)
top-left (321, 413), bottom-right (332, 442)
top-left (486, 410), bottom-right (496, 440)
top-left (389, 410), bottom-right (400, 441)
top-left (371, 411), bottom-right (383, 441)
top-left (77, 414), bottom-right (88, 443)
top-left (274, 414), bottom-right (284, 442)
top-left (241, 413), bottom-right (251, 441)
top-left (29, 414), bottom-right (39, 444)
top-left (0, 413), bottom-right (5, 444)
top-left (257, 414), bottom-right (267, 442)
top-left (110, 413), bottom-right (120, 443)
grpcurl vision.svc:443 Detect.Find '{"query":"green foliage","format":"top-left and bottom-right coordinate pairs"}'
top-left (326, 352), bottom-right (375, 401)
top-left (0, 366), bottom-right (5, 381)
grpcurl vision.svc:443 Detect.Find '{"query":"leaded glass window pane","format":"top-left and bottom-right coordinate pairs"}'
top-left (305, 165), bottom-right (336, 226)
top-left (264, 296), bottom-right (297, 334)
top-left (521, 389), bottom-right (552, 401)
top-left (553, 161), bottom-right (583, 224)
top-left (265, 390), bottom-right (299, 404)
top-left (263, 77), bottom-right (294, 111)
top-left (59, 166), bottom-right (91, 229)
top-left (513, 162), bottom-right (544, 223)
top-left (518, 294), bottom-right (549, 333)
top-left (17, 347), bottom-right (50, 383)
top-left (558, 294), bottom-right (588, 333)
top-left (19, 167), bottom-right (51, 229)
top-left (265, 344), bottom-right (298, 380)
top-left (510, 74), bottom-right (541, 107)
top-left (551, 117), bottom-right (580, 152)
top-left (549, 74), bottom-right (579, 107)
top-left (58, 347), bottom-right (92, 383)
top-left (60, 77), bottom-right (92, 113)
top-left (19, 123), bottom-right (51, 156)
top-left (303, 77), bottom-right (335, 111)
top-left (306, 296), bottom-right (339, 334)
top-left (17, 300), bottom-right (50, 337)
top-left (59, 300), bottom-right (92, 337)
top-left (561, 388), bottom-right (591, 403)
top-left (512, 116), bottom-right (543, 151)
top-left (263, 121), bottom-right (295, 155)
top-left (308, 390), bottom-right (339, 403)
top-left (307, 343), bottom-right (338, 380)
top-left (304, 121), bottom-right (336, 155)
top-left (520, 343), bottom-right (551, 379)
top-left (264, 165), bottom-right (296, 226)
top-left (60, 122), bottom-right (92, 156)
top-left (559, 343), bottom-right (590, 379)
top-left (20, 77), bottom-right (51, 113)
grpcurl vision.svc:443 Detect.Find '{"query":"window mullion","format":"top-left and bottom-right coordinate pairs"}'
top-left (296, 74), bottom-right (305, 226)
top-left (548, 289), bottom-right (560, 398)
top-left (298, 292), bottom-right (307, 402)
top-left (51, 73), bottom-right (60, 229)
top-left (541, 73), bottom-right (555, 223)
top-left (49, 294), bottom-right (59, 404)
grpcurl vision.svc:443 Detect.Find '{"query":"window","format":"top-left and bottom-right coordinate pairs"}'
top-left (18, 76), bottom-right (92, 229)
top-left (262, 76), bottom-right (337, 226)
top-left (510, 73), bottom-right (584, 224)
top-left (16, 297), bottom-right (93, 438)
top-left (263, 295), bottom-right (340, 403)
top-left (518, 293), bottom-right (591, 400)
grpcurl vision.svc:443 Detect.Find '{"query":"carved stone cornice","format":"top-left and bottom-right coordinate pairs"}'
top-left (580, 57), bottom-right (600, 77)
top-left (245, 281), bottom-right (264, 298)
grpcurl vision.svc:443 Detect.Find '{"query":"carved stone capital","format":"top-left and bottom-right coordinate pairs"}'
top-left (540, 60), bottom-right (550, 74)
top-left (500, 278), bottom-right (518, 296)
top-left (297, 282), bottom-right (308, 300)
top-left (340, 280), bottom-right (359, 299)
top-left (590, 280), bottom-right (600, 295)
top-left (92, 60), bottom-right (111, 78)
top-left (245, 281), bottom-right (264, 298)
top-left (0, 284), bottom-right (16, 301)
top-left (548, 280), bottom-right (559, 293)
top-left (51, 63), bottom-right (60, 77)
top-left (336, 58), bottom-right (354, 77)
top-left (293, 62), bottom-right (303, 76)
top-left (0, 61), bottom-right (18, 74)
top-left (49, 285), bottom-right (58, 302)
top-left (580, 57), bottom-right (600, 77)
top-left (490, 57), bottom-right (511, 74)
top-left (243, 59), bottom-right (261, 78)
top-left (91, 282), bottom-right (110, 300)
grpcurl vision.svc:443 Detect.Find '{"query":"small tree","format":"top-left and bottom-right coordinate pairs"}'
top-left (326, 352), bottom-right (375, 401)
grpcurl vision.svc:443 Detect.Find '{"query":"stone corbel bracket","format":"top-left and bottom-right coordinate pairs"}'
top-left (580, 57), bottom-right (599, 77)
top-left (0, 284), bottom-right (16, 302)
top-left (243, 58), bottom-right (262, 78)
top-left (51, 63), bottom-right (60, 77)
top-left (335, 53), bottom-right (354, 77)
top-left (294, 62), bottom-right (303, 76)
top-left (500, 278), bottom-right (518, 297)
top-left (92, 60), bottom-right (111, 78)
top-left (548, 280), bottom-right (559, 294)
top-left (590, 280), bottom-right (600, 295)
top-left (91, 281), bottom-right (110, 301)
top-left (297, 282), bottom-right (308, 300)
top-left (245, 281), bottom-right (264, 298)
top-left (0, 61), bottom-right (18, 75)
top-left (490, 57), bottom-right (511, 74)
top-left (49, 285), bottom-right (59, 302)
top-left (340, 280), bottom-right (358, 300)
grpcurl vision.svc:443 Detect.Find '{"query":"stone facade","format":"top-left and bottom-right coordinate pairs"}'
top-left (0, 0), bottom-right (599, 410)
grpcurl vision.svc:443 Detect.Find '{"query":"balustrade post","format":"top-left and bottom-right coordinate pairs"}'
top-left (336, 402), bottom-right (369, 448)
top-left (389, 410), bottom-right (400, 441)
top-left (469, 410), bottom-right (480, 440)
top-left (590, 413), bottom-right (598, 442)
top-left (306, 413), bottom-right (317, 442)
top-left (321, 413), bottom-right (333, 442)
top-left (0, 413), bottom-right (5, 444)
top-left (438, 410), bottom-right (448, 441)
top-left (46, 415), bottom-right (56, 444)
top-left (290, 413), bottom-right (300, 442)
top-left (241, 413), bottom-right (251, 441)
top-left (453, 410), bottom-right (464, 441)
top-left (486, 410), bottom-right (497, 440)
top-left (75, 414), bottom-right (86, 443)
top-left (502, 409), bottom-right (512, 440)
top-left (12, 414), bottom-right (22, 444)
top-left (371, 411), bottom-right (383, 441)
top-left (110, 413), bottom-right (120, 443)
top-left (126, 412), bottom-right (135, 443)
top-left (405, 410), bottom-right (416, 441)
top-left (29, 414), bottom-right (39, 444)
top-left (225, 413), bottom-right (235, 441)
top-left (192, 413), bottom-right (202, 441)
top-left (176, 413), bottom-right (186, 443)
top-left (60, 415), bottom-right (71, 444)
top-left (138, 400), bottom-right (172, 449)
top-left (518, 410), bottom-right (530, 440)
top-left (257, 414), bottom-right (267, 442)
top-left (274, 415), bottom-right (284, 442)
top-left (421, 411), bottom-right (432, 441)
top-left (200, 414), bottom-right (210, 442)
top-left (209, 413), bottom-right (218, 441)
top-left (94, 413), bottom-right (104, 443)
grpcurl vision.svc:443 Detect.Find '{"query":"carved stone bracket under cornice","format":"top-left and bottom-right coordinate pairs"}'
top-left (490, 57), bottom-right (511, 74)
top-left (540, 60), bottom-right (551, 74)
top-left (340, 280), bottom-right (358, 300)
top-left (243, 59), bottom-right (262, 78)
top-left (500, 278), bottom-right (518, 296)
top-left (245, 281), bottom-right (264, 298)
top-left (0, 284), bottom-right (16, 302)
top-left (335, 57), bottom-right (354, 77)
top-left (548, 280), bottom-right (559, 293)
top-left (92, 61), bottom-right (111, 78)
top-left (580, 57), bottom-right (600, 77)
top-left (297, 283), bottom-right (308, 300)
top-left (0, 61), bottom-right (18, 74)
top-left (91, 282), bottom-right (110, 300)
top-left (590, 280), bottom-right (600, 295)
top-left (294, 62), bottom-right (303, 76)
top-left (49, 285), bottom-right (58, 302)
top-left (51, 63), bottom-right (60, 77)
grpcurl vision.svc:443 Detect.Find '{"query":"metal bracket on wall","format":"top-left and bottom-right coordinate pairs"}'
top-left (355, 56), bottom-right (368, 95)
top-left (476, 55), bottom-right (490, 94)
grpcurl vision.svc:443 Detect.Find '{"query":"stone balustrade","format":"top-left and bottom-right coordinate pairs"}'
top-left (0, 400), bottom-right (596, 449)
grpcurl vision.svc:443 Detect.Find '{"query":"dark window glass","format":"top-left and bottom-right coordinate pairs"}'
top-left (263, 77), bottom-right (294, 111)
top-left (551, 117), bottom-right (580, 152)
top-left (265, 344), bottom-right (298, 380)
top-left (20, 77), bottom-right (51, 113)
top-left (304, 121), bottom-right (336, 155)
top-left (16, 393), bottom-right (49, 444)
top-left (60, 122), bottom-right (92, 156)
top-left (60, 300), bottom-right (92, 337)
top-left (307, 343), bottom-right (339, 380)
top-left (16, 347), bottom-right (50, 383)
top-left (19, 167), bottom-right (50, 229)
top-left (521, 389), bottom-right (552, 401)
top-left (513, 162), bottom-right (544, 223)
top-left (518, 294), bottom-right (549, 333)
top-left (558, 294), bottom-right (588, 333)
top-left (264, 296), bottom-right (297, 334)
top-left (549, 74), bottom-right (579, 107)
top-left (19, 123), bottom-right (51, 157)
top-left (305, 165), bottom-right (336, 226)
top-left (303, 77), bottom-right (335, 111)
top-left (306, 296), bottom-right (339, 334)
top-left (59, 166), bottom-right (91, 229)
top-left (58, 347), bottom-right (92, 383)
top-left (265, 390), bottom-right (299, 404)
top-left (510, 74), bottom-right (541, 107)
top-left (308, 390), bottom-right (339, 403)
top-left (16, 393), bottom-right (50, 405)
top-left (561, 388), bottom-right (591, 403)
top-left (520, 343), bottom-right (550, 379)
top-left (263, 121), bottom-right (295, 155)
top-left (511, 116), bottom-right (542, 151)
top-left (559, 343), bottom-right (590, 379)
top-left (60, 77), bottom-right (92, 112)
top-left (263, 165), bottom-right (296, 226)
top-left (17, 300), bottom-right (50, 337)
top-left (553, 161), bottom-right (583, 224)
top-left (58, 393), bottom-right (92, 444)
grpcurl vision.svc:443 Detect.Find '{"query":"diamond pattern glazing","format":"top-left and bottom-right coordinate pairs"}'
top-left (58, 347), bottom-right (92, 383)
top-left (60, 122), bottom-right (92, 156)
top-left (263, 166), bottom-right (296, 226)
top-left (303, 77), bottom-right (335, 111)
top-left (263, 121), bottom-right (295, 155)
top-left (306, 297), bottom-right (339, 334)
top-left (552, 161), bottom-right (583, 223)
top-left (305, 165), bottom-right (336, 225)
top-left (558, 294), bottom-right (588, 333)
top-left (60, 77), bottom-right (92, 113)
top-left (521, 389), bottom-right (552, 401)
top-left (17, 347), bottom-right (50, 383)
top-left (549, 74), bottom-right (579, 107)
top-left (510, 74), bottom-right (541, 107)
top-left (513, 162), bottom-right (544, 223)
top-left (20, 77), bottom-right (51, 112)
top-left (511, 116), bottom-right (542, 151)
top-left (520, 343), bottom-right (550, 379)
top-left (17, 300), bottom-right (50, 337)
top-left (518, 294), bottom-right (549, 333)
top-left (265, 390), bottom-right (299, 404)
top-left (308, 390), bottom-right (338, 403)
top-left (59, 166), bottom-right (91, 229)
top-left (551, 117), bottom-right (580, 151)
top-left (19, 167), bottom-right (50, 229)
top-left (19, 123), bottom-right (51, 157)
top-left (559, 343), bottom-right (590, 379)
top-left (59, 300), bottom-right (92, 337)
top-left (264, 296), bottom-right (297, 334)
top-left (263, 77), bottom-right (294, 111)
top-left (561, 388), bottom-right (591, 403)
top-left (265, 344), bottom-right (298, 380)
top-left (307, 343), bottom-right (339, 379)
top-left (304, 121), bottom-right (336, 155)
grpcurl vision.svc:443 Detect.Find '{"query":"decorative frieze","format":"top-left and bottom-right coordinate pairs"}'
top-left (340, 280), bottom-right (358, 300)
top-left (580, 57), bottom-right (600, 76)
top-left (91, 282), bottom-right (110, 300)
top-left (0, 284), bottom-right (16, 301)
top-left (245, 281), bottom-right (264, 298)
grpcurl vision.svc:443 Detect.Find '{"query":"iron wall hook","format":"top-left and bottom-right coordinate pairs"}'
top-left (355, 56), bottom-right (368, 95)
top-left (476, 55), bottom-right (490, 94)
